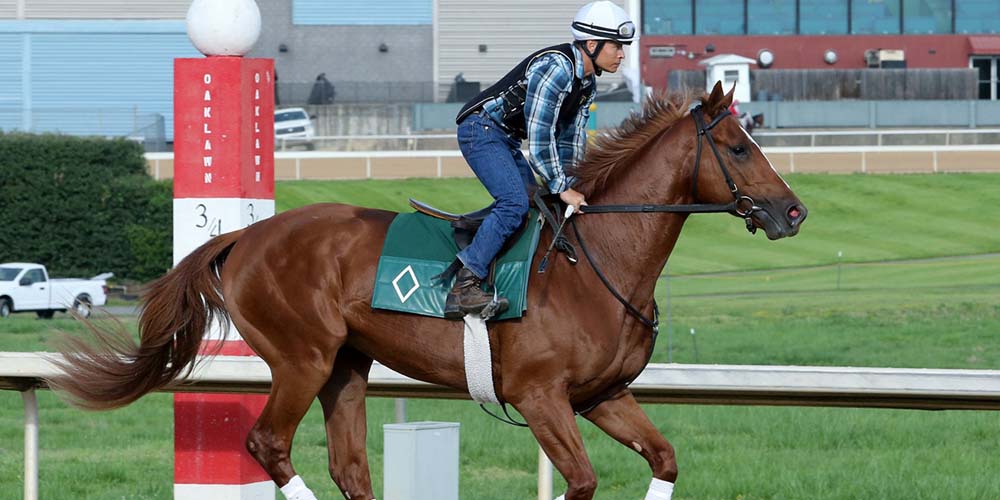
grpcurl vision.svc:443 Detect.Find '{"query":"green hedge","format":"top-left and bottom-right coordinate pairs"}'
top-left (0, 132), bottom-right (170, 282)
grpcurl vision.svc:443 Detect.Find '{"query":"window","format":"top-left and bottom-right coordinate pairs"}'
top-left (851, 0), bottom-right (901, 34)
top-left (799, 0), bottom-right (848, 34)
top-left (0, 267), bottom-right (22, 281)
top-left (645, 0), bottom-right (693, 35)
top-left (695, 0), bottom-right (745, 34)
top-left (971, 57), bottom-right (998, 100)
top-left (903, 0), bottom-right (951, 34)
top-left (25, 269), bottom-right (45, 283)
top-left (275, 110), bottom-right (309, 122)
top-left (956, 1), bottom-right (1000, 34)
top-left (748, 0), bottom-right (796, 35)
top-left (639, 0), bottom-right (1000, 36)
top-left (723, 69), bottom-right (739, 86)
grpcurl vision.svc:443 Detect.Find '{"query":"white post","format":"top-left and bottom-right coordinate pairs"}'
top-left (626, 0), bottom-right (642, 102)
top-left (538, 446), bottom-right (553, 500)
top-left (22, 389), bottom-right (38, 500)
top-left (394, 398), bottom-right (408, 423)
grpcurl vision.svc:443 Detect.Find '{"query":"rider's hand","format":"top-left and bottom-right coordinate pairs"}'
top-left (559, 188), bottom-right (587, 214)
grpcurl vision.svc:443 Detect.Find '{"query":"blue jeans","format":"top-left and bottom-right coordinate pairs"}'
top-left (456, 112), bottom-right (538, 279)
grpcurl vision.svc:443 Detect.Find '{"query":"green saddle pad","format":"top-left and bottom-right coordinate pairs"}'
top-left (371, 210), bottom-right (541, 321)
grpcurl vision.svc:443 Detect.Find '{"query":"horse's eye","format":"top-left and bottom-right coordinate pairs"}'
top-left (730, 144), bottom-right (748, 157)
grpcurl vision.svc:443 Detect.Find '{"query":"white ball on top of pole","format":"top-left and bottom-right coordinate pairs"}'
top-left (185, 0), bottom-right (261, 57)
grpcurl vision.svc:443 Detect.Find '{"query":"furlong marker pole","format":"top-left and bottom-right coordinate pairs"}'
top-left (173, 1), bottom-right (275, 498)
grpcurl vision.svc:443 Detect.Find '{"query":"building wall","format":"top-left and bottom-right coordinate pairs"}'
top-left (249, 0), bottom-right (432, 103)
top-left (642, 34), bottom-right (999, 91)
top-left (0, 1), bottom-right (16, 17)
top-left (0, 20), bottom-right (200, 140)
top-left (292, 0), bottom-right (432, 25)
top-left (0, 0), bottom-right (188, 19)
top-left (436, 0), bottom-right (629, 101)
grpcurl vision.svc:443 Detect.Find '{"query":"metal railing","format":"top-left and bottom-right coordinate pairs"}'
top-left (3, 352), bottom-right (1000, 500)
top-left (753, 127), bottom-right (1000, 147)
top-left (277, 81), bottom-right (437, 105)
top-left (145, 143), bottom-right (1000, 181)
top-left (276, 133), bottom-right (456, 152)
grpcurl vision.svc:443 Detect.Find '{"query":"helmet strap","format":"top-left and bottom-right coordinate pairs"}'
top-left (579, 40), bottom-right (606, 77)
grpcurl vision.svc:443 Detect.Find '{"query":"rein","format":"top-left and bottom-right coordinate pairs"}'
top-left (571, 219), bottom-right (658, 330)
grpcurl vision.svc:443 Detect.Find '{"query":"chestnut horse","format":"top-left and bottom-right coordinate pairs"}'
top-left (49, 83), bottom-right (806, 499)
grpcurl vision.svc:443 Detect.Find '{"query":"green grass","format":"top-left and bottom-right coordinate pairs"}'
top-left (1, 173), bottom-right (999, 499)
top-left (277, 173), bottom-right (1000, 274)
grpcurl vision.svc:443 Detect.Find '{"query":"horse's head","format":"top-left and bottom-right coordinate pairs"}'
top-left (690, 82), bottom-right (807, 240)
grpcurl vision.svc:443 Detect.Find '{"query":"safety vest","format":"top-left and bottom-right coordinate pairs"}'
top-left (456, 43), bottom-right (592, 140)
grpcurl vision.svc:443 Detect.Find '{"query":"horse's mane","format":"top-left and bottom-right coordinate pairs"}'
top-left (572, 91), bottom-right (698, 195)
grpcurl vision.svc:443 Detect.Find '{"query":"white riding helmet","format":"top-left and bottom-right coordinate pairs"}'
top-left (571, 1), bottom-right (637, 45)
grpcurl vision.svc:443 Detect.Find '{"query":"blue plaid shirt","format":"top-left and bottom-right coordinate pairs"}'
top-left (483, 45), bottom-right (595, 193)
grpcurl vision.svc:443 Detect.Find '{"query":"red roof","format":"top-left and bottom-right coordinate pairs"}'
top-left (969, 36), bottom-right (1000, 55)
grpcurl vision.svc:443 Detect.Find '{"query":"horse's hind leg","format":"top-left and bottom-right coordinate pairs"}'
top-left (514, 394), bottom-right (598, 500)
top-left (317, 345), bottom-right (375, 499)
top-left (241, 362), bottom-right (330, 500)
top-left (245, 356), bottom-right (336, 500)
top-left (233, 311), bottom-right (346, 499)
top-left (582, 390), bottom-right (677, 499)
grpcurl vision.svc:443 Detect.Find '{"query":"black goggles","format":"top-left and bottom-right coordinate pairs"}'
top-left (573, 21), bottom-right (636, 42)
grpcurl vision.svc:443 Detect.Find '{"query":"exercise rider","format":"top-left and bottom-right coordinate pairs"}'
top-left (446, 1), bottom-right (637, 320)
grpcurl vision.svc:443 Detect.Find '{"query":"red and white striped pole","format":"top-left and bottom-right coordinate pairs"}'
top-left (173, 1), bottom-right (275, 498)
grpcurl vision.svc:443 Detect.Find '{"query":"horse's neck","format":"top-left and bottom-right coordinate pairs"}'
top-left (581, 129), bottom-right (694, 302)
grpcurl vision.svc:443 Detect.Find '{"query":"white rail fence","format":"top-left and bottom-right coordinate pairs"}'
top-left (145, 144), bottom-right (1000, 181)
top-left (3, 352), bottom-right (1000, 500)
top-left (753, 127), bottom-right (1000, 147)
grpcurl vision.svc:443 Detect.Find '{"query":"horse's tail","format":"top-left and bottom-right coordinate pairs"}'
top-left (47, 229), bottom-right (246, 410)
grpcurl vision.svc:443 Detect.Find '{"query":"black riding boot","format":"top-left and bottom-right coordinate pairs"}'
top-left (444, 267), bottom-right (509, 320)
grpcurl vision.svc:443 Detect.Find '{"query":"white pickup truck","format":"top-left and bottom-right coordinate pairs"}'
top-left (0, 263), bottom-right (111, 319)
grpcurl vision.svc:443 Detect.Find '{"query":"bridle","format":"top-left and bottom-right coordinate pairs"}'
top-left (580, 104), bottom-right (760, 233)
top-left (568, 104), bottom-right (762, 331)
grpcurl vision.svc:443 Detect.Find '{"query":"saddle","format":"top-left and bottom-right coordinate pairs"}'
top-left (409, 187), bottom-right (578, 273)
top-left (409, 199), bottom-right (497, 250)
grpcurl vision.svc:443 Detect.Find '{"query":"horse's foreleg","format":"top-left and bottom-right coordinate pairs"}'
top-left (582, 390), bottom-right (677, 500)
top-left (317, 345), bottom-right (375, 500)
top-left (514, 395), bottom-right (597, 500)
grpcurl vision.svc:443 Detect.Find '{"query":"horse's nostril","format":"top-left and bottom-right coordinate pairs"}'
top-left (787, 204), bottom-right (806, 223)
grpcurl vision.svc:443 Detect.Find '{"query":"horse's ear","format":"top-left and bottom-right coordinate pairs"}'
top-left (721, 83), bottom-right (736, 110)
top-left (704, 81), bottom-right (726, 116)
top-left (709, 81), bottom-right (724, 106)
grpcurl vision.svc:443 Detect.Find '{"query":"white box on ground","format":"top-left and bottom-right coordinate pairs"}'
top-left (383, 422), bottom-right (459, 500)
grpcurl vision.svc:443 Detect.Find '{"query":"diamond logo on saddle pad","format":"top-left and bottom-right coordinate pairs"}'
top-left (391, 265), bottom-right (420, 303)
